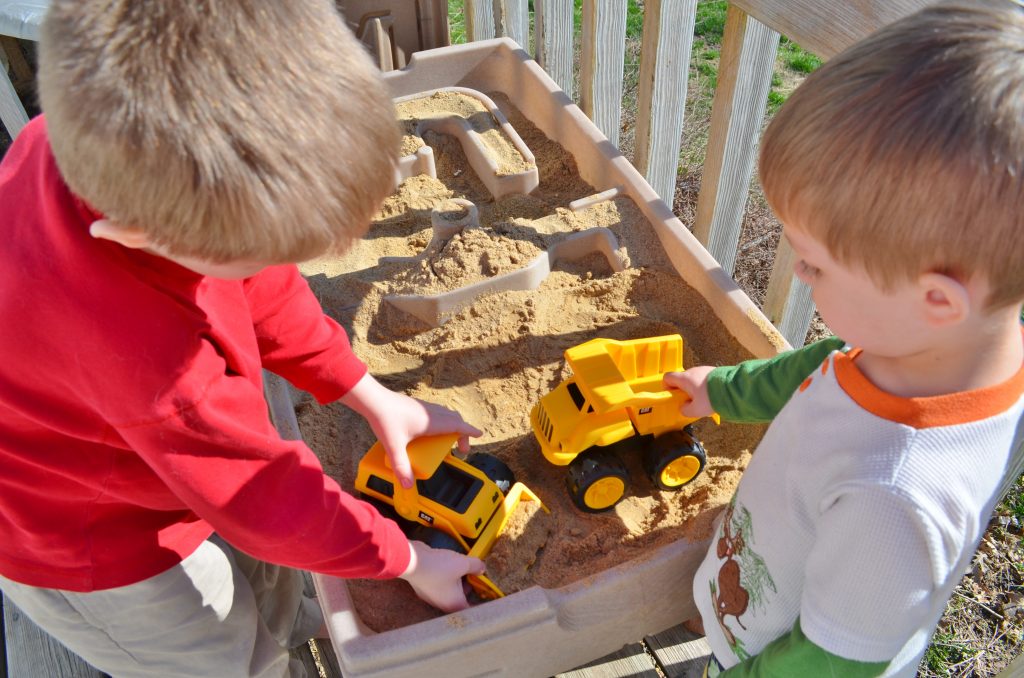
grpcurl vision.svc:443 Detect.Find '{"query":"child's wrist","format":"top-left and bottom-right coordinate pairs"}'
top-left (398, 540), bottom-right (418, 579)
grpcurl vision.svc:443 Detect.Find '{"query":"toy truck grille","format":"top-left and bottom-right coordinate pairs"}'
top-left (535, 402), bottom-right (554, 442)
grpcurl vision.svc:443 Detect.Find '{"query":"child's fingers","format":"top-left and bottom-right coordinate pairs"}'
top-left (679, 400), bottom-right (705, 418)
top-left (381, 438), bottom-right (415, 489)
top-left (456, 423), bottom-right (483, 453)
top-left (464, 556), bottom-right (486, 576)
top-left (663, 370), bottom-right (694, 392)
top-left (439, 586), bottom-right (471, 612)
top-left (420, 402), bottom-right (482, 450)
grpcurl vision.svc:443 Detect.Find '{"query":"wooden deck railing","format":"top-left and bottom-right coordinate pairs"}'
top-left (459, 0), bottom-right (936, 348)
top-left (3, 0), bottom-right (938, 346)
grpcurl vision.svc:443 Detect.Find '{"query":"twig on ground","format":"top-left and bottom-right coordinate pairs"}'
top-left (955, 590), bottom-right (1005, 621)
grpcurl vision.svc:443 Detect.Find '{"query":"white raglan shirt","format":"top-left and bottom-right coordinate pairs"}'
top-left (693, 348), bottom-right (1024, 676)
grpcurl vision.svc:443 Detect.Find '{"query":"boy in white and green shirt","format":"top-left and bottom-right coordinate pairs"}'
top-left (665, 2), bottom-right (1024, 676)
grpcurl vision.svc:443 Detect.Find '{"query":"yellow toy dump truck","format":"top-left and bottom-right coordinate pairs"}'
top-left (355, 433), bottom-right (547, 600)
top-left (530, 334), bottom-right (717, 512)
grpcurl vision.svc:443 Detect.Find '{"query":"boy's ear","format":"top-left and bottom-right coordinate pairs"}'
top-left (918, 272), bottom-right (971, 327)
top-left (88, 219), bottom-right (152, 249)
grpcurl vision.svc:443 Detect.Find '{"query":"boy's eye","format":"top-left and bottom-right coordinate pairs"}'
top-left (795, 260), bottom-right (821, 280)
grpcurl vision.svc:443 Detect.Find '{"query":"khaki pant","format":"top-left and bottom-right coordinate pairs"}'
top-left (0, 534), bottom-right (323, 678)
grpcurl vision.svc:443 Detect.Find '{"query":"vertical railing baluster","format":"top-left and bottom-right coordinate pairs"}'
top-left (580, 0), bottom-right (628, 146)
top-left (634, 0), bottom-right (698, 204)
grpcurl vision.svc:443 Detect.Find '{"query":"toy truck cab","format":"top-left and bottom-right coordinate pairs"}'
top-left (531, 335), bottom-right (717, 512)
top-left (355, 433), bottom-right (546, 599)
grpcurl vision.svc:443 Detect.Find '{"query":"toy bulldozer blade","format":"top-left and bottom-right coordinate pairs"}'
top-left (355, 432), bottom-right (549, 600)
top-left (466, 482), bottom-right (548, 600)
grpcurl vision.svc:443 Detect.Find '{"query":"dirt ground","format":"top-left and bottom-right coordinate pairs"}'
top-left (292, 91), bottom-right (766, 632)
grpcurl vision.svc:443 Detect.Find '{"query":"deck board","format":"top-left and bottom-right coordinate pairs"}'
top-left (2, 593), bottom-right (106, 678)
top-left (1, 594), bottom-right (6, 678)
top-left (646, 625), bottom-right (711, 677)
top-left (292, 641), bottom-right (326, 678)
top-left (555, 641), bottom-right (661, 678)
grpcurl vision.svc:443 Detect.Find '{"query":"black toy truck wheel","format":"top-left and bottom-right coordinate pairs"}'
top-left (467, 452), bottom-right (516, 494)
top-left (566, 447), bottom-right (630, 512)
top-left (644, 427), bottom-right (707, 491)
top-left (410, 525), bottom-right (467, 553)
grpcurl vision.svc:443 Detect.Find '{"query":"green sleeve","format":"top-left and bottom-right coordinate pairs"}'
top-left (720, 618), bottom-right (889, 678)
top-left (706, 336), bottom-right (845, 423)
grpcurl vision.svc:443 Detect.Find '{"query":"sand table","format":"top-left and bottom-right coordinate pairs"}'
top-left (295, 93), bottom-right (764, 632)
top-left (395, 90), bottom-right (534, 176)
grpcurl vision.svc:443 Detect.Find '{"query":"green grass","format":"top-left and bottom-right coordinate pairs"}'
top-left (923, 631), bottom-right (979, 675)
top-left (694, 0), bottom-right (728, 44)
top-left (626, 1), bottom-right (645, 38)
top-left (448, 1), bottom-right (466, 43)
top-left (779, 37), bottom-right (822, 73)
top-left (1000, 474), bottom-right (1024, 530)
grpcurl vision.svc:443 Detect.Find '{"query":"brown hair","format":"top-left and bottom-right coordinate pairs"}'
top-left (37, 0), bottom-right (400, 263)
top-left (760, 0), bottom-right (1024, 309)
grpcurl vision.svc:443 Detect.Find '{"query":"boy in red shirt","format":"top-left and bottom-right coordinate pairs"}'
top-left (0, 1), bottom-right (483, 676)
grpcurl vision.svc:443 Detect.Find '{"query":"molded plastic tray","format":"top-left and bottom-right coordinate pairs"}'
top-left (273, 37), bottom-right (787, 678)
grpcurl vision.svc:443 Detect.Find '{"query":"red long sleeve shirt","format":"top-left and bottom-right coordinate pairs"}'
top-left (0, 117), bottom-right (411, 591)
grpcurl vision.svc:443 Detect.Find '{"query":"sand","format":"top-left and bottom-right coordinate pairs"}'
top-left (395, 90), bottom-right (533, 175)
top-left (293, 92), bottom-right (765, 632)
top-left (484, 500), bottom-right (555, 595)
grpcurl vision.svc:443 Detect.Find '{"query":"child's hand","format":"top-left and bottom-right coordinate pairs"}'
top-left (664, 366), bottom-right (715, 418)
top-left (340, 374), bottom-right (482, 489)
top-left (399, 540), bottom-right (485, 612)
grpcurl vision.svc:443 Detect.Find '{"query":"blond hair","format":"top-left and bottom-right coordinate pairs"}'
top-left (760, 0), bottom-right (1024, 309)
top-left (37, 0), bottom-right (400, 263)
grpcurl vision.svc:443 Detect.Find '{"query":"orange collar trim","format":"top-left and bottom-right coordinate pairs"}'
top-left (833, 349), bottom-right (1024, 429)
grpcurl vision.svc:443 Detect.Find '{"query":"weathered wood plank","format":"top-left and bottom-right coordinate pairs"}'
top-left (692, 5), bottom-right (778, 276)
top-left (0, 37), bottom-right (32, 90)
top-left (579, 0), bottom-right (627, 147)
top-left (494, 0), bottom-right (529, 51)
top-left (292, 642), bottom-right (325, 678)
top-left (3, 594), bottom-right (106, 678)
top-left (646, 625), bottom-right (712, 678)
top-left (464, 0), bottom-right (495, 41)
top-left (730, 0), bottom-right (938, 60)
top-left (309, 638), bottom-right (342, 678)
top-left (0, 61), bottom-right (28, 139)
top-left (534, 0), bottom-right (574, 99)
top-left (996, 651), bottom-right (1024, 678)
top-left (1, 592), bottom-right (7, 678)
top-left (416, 0), bottom-right (450, 50)
top-left (762, 237), bottom-right (814, 347)
top-left (634, 0), bottom-right (698, 204)
top-left (556, 641), bottom-right (660, 678)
